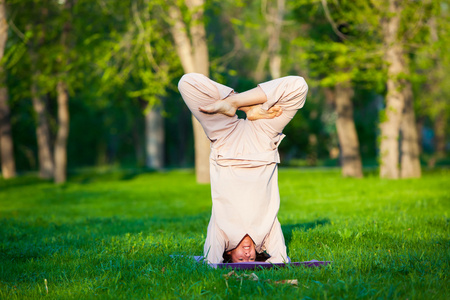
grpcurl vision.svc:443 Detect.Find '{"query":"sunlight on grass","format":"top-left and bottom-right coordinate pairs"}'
top-left (1, 168), bottom-right (449, 298)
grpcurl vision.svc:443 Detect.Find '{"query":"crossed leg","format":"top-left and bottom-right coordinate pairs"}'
top-left (178, 73), bottom-right (238, 142)
top-left (178, 73), bottom-right (287, 142)
top-left (199, 87), bottom-right (283, 121)
top-left (178, 73), bottom-right (308, 140)
top-left (252, 75), bottom-right (308, 138)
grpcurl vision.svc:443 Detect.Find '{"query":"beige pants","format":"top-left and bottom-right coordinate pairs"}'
top-left (178, 73), bottom-right (308, 263)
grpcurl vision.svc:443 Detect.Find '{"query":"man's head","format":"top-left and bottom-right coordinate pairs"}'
top-left (225, 235), bottom-right (256, 263)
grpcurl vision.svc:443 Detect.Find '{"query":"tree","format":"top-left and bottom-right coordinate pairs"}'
top-left (29, 4), bottom-right (54, 179)
top-left (0, 0), bottom-right (16, 179)
top-left (96, 0), bottom-right (177, 170)
top-left (168, 0), bottom-right (211, 183)
top-left (31, 76), bottom-right (54, 179)
top-left (290, 0), bottom-right (368, 177)
top-left (400, 81), bottom-right (421, 178)
top-left (53, 0), bottom-right (74, 183)
top-left (379, 0), bottom-right (428, 179)
top-left (335, 83), bottom-right (363, 177)
top-left (145, 106), bottom-right (164, 169)
top-left (266, 0), bottom-right (285, 79)
top-left (379, 0), bottom-right (407, 179)
top-left (418, 2), bottom-right (450, 167)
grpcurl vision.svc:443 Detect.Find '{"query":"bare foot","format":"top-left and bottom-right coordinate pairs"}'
top-left (199, 100), bottom-right (237, 117)
top-left (243, 105), bottom-right (283, 121)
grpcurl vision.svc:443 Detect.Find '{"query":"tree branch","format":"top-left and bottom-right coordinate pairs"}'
top-left (8, 19), bottom-right (25, 41)
top-left (321, 0), bottom-right (348, 41)
top-left (131, 0), bottom-right (160, 72)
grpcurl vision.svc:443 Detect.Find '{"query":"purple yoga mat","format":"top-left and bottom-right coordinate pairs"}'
top-left (187, 255), bottom-right (331, 270)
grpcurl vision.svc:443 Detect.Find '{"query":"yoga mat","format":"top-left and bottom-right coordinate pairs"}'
top-left (172, 255), bottom-right (331, 270)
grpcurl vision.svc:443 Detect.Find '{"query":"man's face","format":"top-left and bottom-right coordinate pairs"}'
top-left (228, 235), bottom-right (256, 263)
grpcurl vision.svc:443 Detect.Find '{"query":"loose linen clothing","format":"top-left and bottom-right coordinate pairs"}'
top-left (178, 73), bottom-right (308, 264)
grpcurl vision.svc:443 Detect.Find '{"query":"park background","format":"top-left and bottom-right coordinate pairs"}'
top-left (0, 0), bottom-right (449, 299)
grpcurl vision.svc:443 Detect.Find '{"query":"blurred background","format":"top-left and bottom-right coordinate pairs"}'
top-left (0, 0), bottom-right (448, 183)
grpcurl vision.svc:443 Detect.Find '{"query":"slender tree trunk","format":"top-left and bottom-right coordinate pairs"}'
top-left (0, 80), bottom-right (15, 179)
top-left (379, 0), bottom-right (405, 179)
top-left (400, 81), bottom-right (421, 178)
top-left (428, 15), bottom-right (447, 162)
top-left (186, 0), bottom-right (210, 183)
top-left (178, 105), bottom-right (190, 166)
top-left (253, 48), bottom-right (268, 82)
top-left (187, 0), bottom-right (209, 75)
top-left (31, 82), bottom-right (54, 179)
top-left (169, 0), bottom-right (211, 183)
top-left (29, 6), bottom-right (53, 179)
top-left (323, 88), bottom-right (340, 159)
top-left (267, 0), bottom-right (285, 79)
top-left (54, 0), bottom-right (72, 183)
top-left (96, 140), bottom-right (107, 165)
top-left (434, 112), bottom-right (446, 158)
top-left (132, 120), bottom-right (145, 167)
top-left (0, 0), bottom-right (15, 179)
top-left (145, 105), bottom-right (164, 169)
top-left (416, 116), bottom-right (424, 155)
top-left (335, 83), bottom-right (363, 178)
top-left (54, 81), bottom-right (69, 183)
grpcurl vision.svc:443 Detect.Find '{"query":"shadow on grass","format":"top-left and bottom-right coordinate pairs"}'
top-left (0, 175), bottom-right (50, 192)
top-left (0, 168), bottom-right (158, 191)
top-left (282, 218), bottom-right (331, 253)
top-left (67, 167), bottom-right (156, 184)
top-left (0, 212), bottom-right (210, 263)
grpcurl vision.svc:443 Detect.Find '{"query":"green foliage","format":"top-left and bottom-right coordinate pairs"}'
top-left (291, 0), bottom-right (386, 90)
top-left (0, 168), bottom-right (449, 298)
top-left (2, 0), bottom-right (449, 172)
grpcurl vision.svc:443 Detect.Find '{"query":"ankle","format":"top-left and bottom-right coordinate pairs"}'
top-left (224, 94), bottom-right (240, 110)
top-left (238, 106), bottom-right (251, 113)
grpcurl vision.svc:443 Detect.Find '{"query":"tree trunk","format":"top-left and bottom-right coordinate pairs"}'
top-left (335, 83), bottom-right (363, 178)
top-left (28, 5), bottom-right (53, 179)
top-left (31, 82), bottom-right (54, 179)
top-left (267, 0), bottom-right (285, 79)
top-left (400, 81), bottom-right (421, 178)
top-left (169, 1), bottom-right (211, 183)
top-left (253, 48), bottom-right (268, 83)
top-left (186, 0), bottom-right (209, 76)
top-left (132, 119), bottom-right (145, 167)
top-left (54, 0), bottom-right (72, 183)
top-left (0, 81), bottom-right (15, 179)
top-left (416, 116), bottom-right (424, 155)
top-left (0, 0), bottom-right (15, 179)
top-left (54, 81), bottom-right (69, 183)
top-left (379, 0), bottom-right (405, 179)
top-left (428, 15), bottom-right (447, 162)
top-left (145, 105), bottom-right (164, 169)
top-left (434, 111), bottom-right (446, 158)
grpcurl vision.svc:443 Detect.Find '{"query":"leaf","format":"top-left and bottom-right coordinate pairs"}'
top-left (223, 271), bottom-right (236, 279)
top-left (273, 279), bottom-right (298, 286)
top-left (243, 273), bottom-right (259, 281)
top-left (223, 270), bottom-right (297, 286)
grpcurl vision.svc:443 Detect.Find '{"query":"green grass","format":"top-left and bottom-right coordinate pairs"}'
top-left (0, 168), bottom-right (449, 299)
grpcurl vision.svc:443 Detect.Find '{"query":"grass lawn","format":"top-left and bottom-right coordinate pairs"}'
top-left (0, 168), bottom-right (449, 299)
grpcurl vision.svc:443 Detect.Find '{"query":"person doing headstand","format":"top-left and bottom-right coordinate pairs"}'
top-left (178, 73), bottom-right (308, 264)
